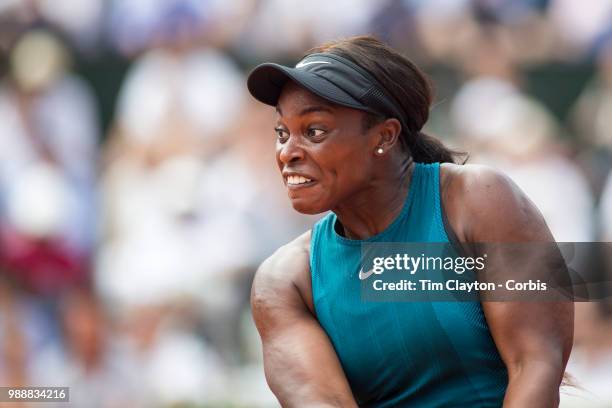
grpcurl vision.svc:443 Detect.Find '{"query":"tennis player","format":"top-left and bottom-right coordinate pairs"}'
top-left (247, 35), bottom-right (573, 407)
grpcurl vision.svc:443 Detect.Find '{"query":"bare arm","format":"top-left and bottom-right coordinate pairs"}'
top-left (443, 164), bottom-right (574, 408)
top-left (251, 232), bottom-right (358, 407)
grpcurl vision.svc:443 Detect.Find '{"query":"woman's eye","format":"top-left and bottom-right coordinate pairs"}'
top-left (275, 128), bottom-right (289, 142)
top-left (307, 128), bottom-right (326, 138)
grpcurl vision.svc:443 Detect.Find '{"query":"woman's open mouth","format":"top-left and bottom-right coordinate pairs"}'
top-left (284, 174), bottom-right (317, 189)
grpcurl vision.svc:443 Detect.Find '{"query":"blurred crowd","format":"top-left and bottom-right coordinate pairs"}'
top-left (1, 0), bottom-right (612, 407)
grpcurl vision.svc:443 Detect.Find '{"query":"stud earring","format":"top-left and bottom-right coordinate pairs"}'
top-left (377, 147), bottom-right (384, 154)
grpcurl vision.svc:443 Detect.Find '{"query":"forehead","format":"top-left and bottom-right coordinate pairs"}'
top-left (276, 81), bottom-right (337, 115)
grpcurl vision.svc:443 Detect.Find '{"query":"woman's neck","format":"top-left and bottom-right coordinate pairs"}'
top-left (333, 157), bottom-right (414, 240)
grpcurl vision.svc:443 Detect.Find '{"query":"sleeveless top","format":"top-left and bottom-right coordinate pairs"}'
top-left (310, 162), bottom-right (508, 407)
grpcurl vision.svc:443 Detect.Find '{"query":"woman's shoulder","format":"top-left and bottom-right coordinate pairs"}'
top-left (439, 162), bottom-right (543, 242)
top-left (440, 162), bottom-right (514, 188)
top-left (256, 231), bottom-right (311, 279)
top-left (273, 230), bottom-right (312, 267)
top-left (440, 162), bottom-right (521, 205)
top-left (251, 230), bottom-right (315, 313)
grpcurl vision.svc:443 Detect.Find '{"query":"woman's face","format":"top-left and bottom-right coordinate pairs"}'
top-left (275, 81), bottom-right (379, 214)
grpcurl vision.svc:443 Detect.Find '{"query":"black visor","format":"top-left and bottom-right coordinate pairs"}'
top-left (246, 53), bottom-right (408, 132)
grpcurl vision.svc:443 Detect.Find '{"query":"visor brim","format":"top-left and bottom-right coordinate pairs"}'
top-left (247, 63), bottom-right (371, 112)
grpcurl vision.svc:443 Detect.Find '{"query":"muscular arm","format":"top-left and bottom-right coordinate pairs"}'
top-left (251, 232), bottom-right (358, 407)
top-left (443, 164), bottom-right (574, 408)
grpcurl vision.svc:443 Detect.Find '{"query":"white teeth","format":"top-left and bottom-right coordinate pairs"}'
top-left (287, 175), bottom-right (312, 185)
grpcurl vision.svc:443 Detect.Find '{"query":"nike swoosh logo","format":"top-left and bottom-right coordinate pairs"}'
top-left (358, 268), bottom-right (375, 280)
top-left (295, 60), bottom-right (331, 69)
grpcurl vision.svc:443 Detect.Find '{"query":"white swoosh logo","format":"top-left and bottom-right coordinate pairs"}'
top-left (295, 60), bottom-right (331, 69)
top-left (358, 268), bottom-right (375, 280)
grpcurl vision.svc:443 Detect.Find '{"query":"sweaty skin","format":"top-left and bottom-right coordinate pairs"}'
top-left (250, 82), bottom-right (573, 407)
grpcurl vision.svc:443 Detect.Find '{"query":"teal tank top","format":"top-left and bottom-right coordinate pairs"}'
top-left (310, 162), bottom-right (508, 407)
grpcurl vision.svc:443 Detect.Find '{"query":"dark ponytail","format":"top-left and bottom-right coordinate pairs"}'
top-left (411, 131), bottom-right (461, 164)
top-left (307, 35), bottom-right (465, 164)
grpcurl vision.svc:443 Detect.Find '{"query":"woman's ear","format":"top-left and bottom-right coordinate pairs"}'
top-left (374, 118), bottom-right (402, 154)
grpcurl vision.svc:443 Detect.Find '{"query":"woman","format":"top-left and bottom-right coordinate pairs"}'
top-left (247, 36), bottom-right (573, 407)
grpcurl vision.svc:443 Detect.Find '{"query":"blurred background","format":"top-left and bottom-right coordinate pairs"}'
top-left (0, 0), bottom-right (611, 406)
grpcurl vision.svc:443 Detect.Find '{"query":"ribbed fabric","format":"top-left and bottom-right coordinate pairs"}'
top-left (310, 163), bottom-right (508, 407)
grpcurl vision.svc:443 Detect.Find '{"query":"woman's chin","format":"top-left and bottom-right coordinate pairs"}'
top-left (290, 198), bottom-right (328, 215)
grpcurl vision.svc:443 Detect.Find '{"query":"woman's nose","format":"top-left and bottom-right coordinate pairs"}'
top-left (278, 135), bottom-right (305, 164)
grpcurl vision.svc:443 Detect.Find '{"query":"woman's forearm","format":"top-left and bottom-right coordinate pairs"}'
top-left (263, 336), bottom-right (358, 407)
top-left (502, 360), bottom-right (564, 408)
